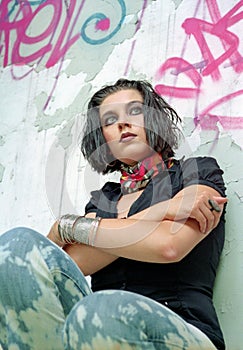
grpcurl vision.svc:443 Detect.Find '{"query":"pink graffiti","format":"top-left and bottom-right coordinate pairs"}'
top-left (197, 90), bottom-right (243, 130)
top-left (0, 0), bottom-right (82, 69)
top-left (182, 0), bottom-right (243, 81)
top-left (95, 18), bottom-right (110, 31)
top-left (155, 57), bottom-right (202, 99)
top-left (155, 0), bottom-right (243, 131)
top-left (0, 0), bottom-right (122, 110)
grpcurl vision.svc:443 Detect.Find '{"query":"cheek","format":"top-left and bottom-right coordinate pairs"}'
top-left (130, 114), bottom-right (145, 128)
top-left (137, 126), bottom-right (148, 143)
top-left (102, 127), bottom-right (119, 143)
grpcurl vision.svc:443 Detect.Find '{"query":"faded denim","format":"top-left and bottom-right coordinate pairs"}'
top-left (0, 228), bottom-right (216, 350)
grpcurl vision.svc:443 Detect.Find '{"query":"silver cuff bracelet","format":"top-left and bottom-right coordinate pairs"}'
top-left (58, 214), bottom-right (101, 246)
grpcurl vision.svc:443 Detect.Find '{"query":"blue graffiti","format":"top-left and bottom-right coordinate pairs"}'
top-left (7, 0), bottom-right (47, 18)
top-left (80, 0), bottom-right (126, 45)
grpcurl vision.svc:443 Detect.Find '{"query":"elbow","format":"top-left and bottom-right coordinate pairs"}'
top-left (158, 238), bottom-right (183, 263)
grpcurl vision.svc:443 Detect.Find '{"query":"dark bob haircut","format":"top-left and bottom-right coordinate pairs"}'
top-left (81, 78), bottom-right (182, 174)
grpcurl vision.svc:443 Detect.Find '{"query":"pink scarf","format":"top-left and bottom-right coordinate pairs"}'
top-left (120, 155), bottom-right (173, 194)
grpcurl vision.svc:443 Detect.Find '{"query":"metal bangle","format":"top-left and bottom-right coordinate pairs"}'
top-left (72, 216), bottom-right (93, 245)
top-left (58, 214), bottom-right (101, 245)
top-left (88, 217), bottom-right (102, 246)
top-left (58, 214), bottom-right (80, 244)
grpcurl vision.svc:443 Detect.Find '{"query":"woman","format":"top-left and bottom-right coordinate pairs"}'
top-left (0, 79), bottom-right (227, 350)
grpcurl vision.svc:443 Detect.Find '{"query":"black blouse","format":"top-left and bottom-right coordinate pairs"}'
top-left (85, 157), bottom-right (226, 349)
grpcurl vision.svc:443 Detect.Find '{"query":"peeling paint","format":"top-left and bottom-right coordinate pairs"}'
top-left (235, 190), bottom-right (243, 203)
top-left (56, 118), bottom-right (75, 150)
top-left (0, 136), bottom-right (5, 146)
top-left (0, 164), bottom-right (5, 182)
top-left (171, 0), bottom-right (184, 9)
top-left (34, 83), bottom-right (91, 134)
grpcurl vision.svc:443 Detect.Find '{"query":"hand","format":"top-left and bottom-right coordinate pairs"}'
top-left (169, 190), bottom-right (227, 233)
top-left (47, 221), bottom-right (65, 247)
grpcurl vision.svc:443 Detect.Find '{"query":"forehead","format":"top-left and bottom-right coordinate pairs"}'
top-left (101, 89), bottom-right (143, 108)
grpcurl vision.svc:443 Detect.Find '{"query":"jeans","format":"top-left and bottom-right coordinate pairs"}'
top-left (0, 228), bottom-right (216, 350)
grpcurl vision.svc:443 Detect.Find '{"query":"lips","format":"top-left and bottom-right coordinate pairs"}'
top-left (120, 132), bottom-right (137, 143)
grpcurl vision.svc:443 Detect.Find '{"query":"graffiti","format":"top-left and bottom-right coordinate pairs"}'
top-left (196, 89), bottom-right (243, 130)
top-left (81, 2), bottom-right (126, 45)
top-left (124, 0), bottom-right (148, 75)
top-left (155, 0), bottom-right (243, 131)
top-left (0, 0), bottom-right (126, 68)
top-left (1, 0), bottom-right (242, 132)
top-left (155, 57), bottom-right (203, 99)
top-left (0, 0), bottom-right (128, 110)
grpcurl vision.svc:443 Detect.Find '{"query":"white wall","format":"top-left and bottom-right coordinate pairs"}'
top-left (1, 0), bottom-right (243, 348)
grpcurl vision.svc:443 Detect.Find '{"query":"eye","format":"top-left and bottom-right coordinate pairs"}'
top-left (102, 114), bottom-right (118, 126)
top-left (128, 103), bottom-right (143, 116)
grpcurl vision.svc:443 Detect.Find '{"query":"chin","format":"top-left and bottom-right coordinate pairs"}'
top-left (112, 144), bottom-right (153, 165)
top-left (120, 159), bottom-right (138, 166)
top-left (119, 153), bottom-right (152, 165)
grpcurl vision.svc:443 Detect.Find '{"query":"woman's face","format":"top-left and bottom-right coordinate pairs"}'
top-left (99, 89), bottom-right (153, 166)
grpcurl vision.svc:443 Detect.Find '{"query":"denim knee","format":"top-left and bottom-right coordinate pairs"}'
top-left (0, 227), bottom-right (91, 350)
top-left (0, 226), bottom-right (49, 254)
top-left (64, 290), bottom-right (158, 349)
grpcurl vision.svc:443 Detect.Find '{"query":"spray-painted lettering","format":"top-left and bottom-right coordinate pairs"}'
top-left (155, 0), bottom-right (243, 131)
top-left (0, 0), bottom-right (126, 68)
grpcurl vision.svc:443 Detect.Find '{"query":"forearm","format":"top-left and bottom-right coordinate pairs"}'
top-left (47, 221), bottom-right (118, 275)
top-left (95, 217), bottom-right (206, 263)
top-left (129, 185), bottom-right (226, 233)
top-left (49, 216), bottom-right (188, 272)
top-left (64, 244), bottom-right (118, 276)
top-left (130, 185), bottom-right (211, 221)
top-left (48, 216), bottom-right (203, 263)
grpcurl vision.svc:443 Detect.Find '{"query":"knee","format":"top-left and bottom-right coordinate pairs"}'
top-left (64, 290), bottom-right (164, 348)
top-left (2, 226), bottom-right (36, 237)
top-left (70, 290), bottom-right (136, 317)
top-left (65, 290), bottom-right (146, 335)
top-left (64, 291), bottom-right (139, 348)
top-left (0, 227), bottom-right (51, 258)
top-left (1, 226), bottom-right (43, 243)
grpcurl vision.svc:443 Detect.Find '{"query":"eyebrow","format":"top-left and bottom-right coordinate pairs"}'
top-left (100, 100), bottom-right (143, 119)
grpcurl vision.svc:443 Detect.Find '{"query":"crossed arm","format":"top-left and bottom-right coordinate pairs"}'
top-left (48, 184), bottom-right (227, 275)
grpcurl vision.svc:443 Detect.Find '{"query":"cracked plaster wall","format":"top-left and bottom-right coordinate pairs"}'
top-left (0, 0), bottom-right (242, 348)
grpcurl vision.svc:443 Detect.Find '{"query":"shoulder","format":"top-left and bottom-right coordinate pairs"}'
top-left (91, 181), bottom-right (120, 198)
top-left (176, 156), bottom-right (226, 196)
top-left (89, 181), bottom-right (120, 204)
top-left (180, 156), bottom-right (222, 169)
top-left (85, 181), bottom-right (120, 215)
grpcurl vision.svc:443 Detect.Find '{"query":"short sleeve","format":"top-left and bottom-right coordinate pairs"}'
top-left (180, 157), bottom-right (226, 196)
top-left (84, 189), bottom-right (101, 215)
top-left (85, 200), bottom-right (98, 215)
top-left (84, 181), bottom-right (121, 217)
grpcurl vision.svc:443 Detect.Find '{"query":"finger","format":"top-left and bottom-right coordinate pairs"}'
top-left (194, 208), bottom-right (208, 233)
top-left (208, 199), bottom-right (221, 213)
top-left (213, 196), bottom-right (228, 204)
top-left (200, 203), bottom-right (216, 233)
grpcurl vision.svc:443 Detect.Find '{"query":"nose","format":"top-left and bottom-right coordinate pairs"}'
top-left (118, 113), bottom-right (131, 130)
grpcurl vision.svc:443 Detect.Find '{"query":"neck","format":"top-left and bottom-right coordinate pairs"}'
top-left (120, 153), bottom-right (164, 194)
top-left (146, 153), bottom-right (162, 167)
top-left (123, 152), bottom-right (162, 170)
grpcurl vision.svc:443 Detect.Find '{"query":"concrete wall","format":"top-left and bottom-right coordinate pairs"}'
top-left (0, 0), bottom-right (242, 348)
